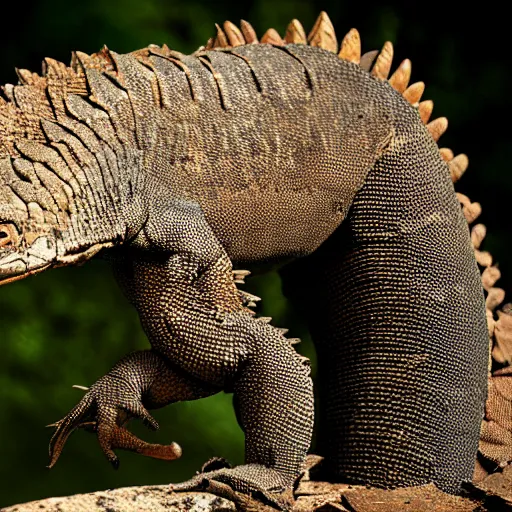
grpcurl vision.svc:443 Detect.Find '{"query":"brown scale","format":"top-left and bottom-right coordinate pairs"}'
top-left (201, 11), bottom-right (468, 185)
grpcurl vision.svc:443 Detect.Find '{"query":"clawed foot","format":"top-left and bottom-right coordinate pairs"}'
top-left (170, 459), bottom-right (295, 511)
top-left (48, 373), bottom-right (181, 468)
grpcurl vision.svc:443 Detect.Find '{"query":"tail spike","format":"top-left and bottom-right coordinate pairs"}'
top-left (213, 24), bottom-right (229, 48)
top-left (475, 250), bottom-right (493, 267)
top-left (307, 11), bottom-right (338, 53)
top-left (388, 59), bottom-right (411, 93)
top-left (471, 224), bottom-right (486, 249)
top-left (240, 20), bottom-right (259, 44)
top-left (371, 41), bottom-right (394, 80)
top-left (289, 338), bottom-right (301, 345)
top-left (494, 309), bottom-right (512, 363)
top-left (223, 21), bottom-right (245, 47)
top-left (482, 266), bottom-right (502, 291)
top-left (457, 193), bottom-right (482, 224)
top-left (359, 50), bottom-right (379, 71)
top-left (426, 117), bottom-right (448, 142)
top-left (261, 28), bottom-right (285, 45)
top-left (439, 148), bottom-right (454, 162)
top-left (402, 81), bottom-right (425, 105)
top-left (15, 68), bottom-right (37, 86)
top-left (448, 153), bottom-right (469, 183)
top-left (338, 28), bottom-right (361, 63)
top-left (487, 288), bottom-right (506, 311)
top-left (418, 100), bottom-right (434, 124)
top-left (285, 19), bottom-right (307, 44)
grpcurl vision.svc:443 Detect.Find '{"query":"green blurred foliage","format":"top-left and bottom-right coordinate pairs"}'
top-left (0, 0), bottom-right (510, 507)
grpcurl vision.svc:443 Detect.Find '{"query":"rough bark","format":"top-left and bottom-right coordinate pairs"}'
top-left (2, 487), bottom-right (236, 512)
top-left (4, 456), bottom-right (511, 512)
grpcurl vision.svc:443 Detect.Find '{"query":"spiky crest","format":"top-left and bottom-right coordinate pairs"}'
top-left (201, 11), bottom-right (469, 183)
top-left (1, 11), bottom-right (468, 186)
top-left (458, 186), bottom-right (512, 478)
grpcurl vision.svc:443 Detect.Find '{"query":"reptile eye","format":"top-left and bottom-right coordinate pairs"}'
top-left (0, 223), bottom-right (19, 248)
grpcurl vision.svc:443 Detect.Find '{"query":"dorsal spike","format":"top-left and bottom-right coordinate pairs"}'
top-left (160, 44), bottom-right (172, 55)
top-left (70, 51), bottom-right (80, 73)
top-left (487, 288), bottom-right (506, 311)
top-left (439, 148), bottom-right (454, 162)
top-left (359, 50), bottom-right (379, 71)
top-left (308, 11), bottom-right (338, 53)
top-left (223, 21), bottom-right (245, 47)
top-left (427, 117), bottom-right (448, 142)
top-left (475, 250), bottom-right (492, 267)
top-left (43, 57), bottom-right (68, 77)
top-left (371, 41), bottom-right (394, 79)
top-left (471, 224), bottom-right (486, 249)
top-left (213, 24), bottom-right (229, 48)
top-left (388, 59), bottom-right (411, 93)
top-left (418, 100), bottom-right (434, 124)
top-left (402, 81), bottom-right (425, 105)
top-left (240, 20), bottom-right (259, 44)
top-left (15, 68), bottom-right (39, 86)
top-left (285, 19), bottom-right (307, 44)
top-left (338, 28), bottom-right (361, 63)
top-left (261, 28), bottom-right (284, 45)
top-left (449, 153), bottom-right (469, 183)
top-left (457, 193), bottom-right (482, 224)
top-left (204, 37), bottom-right (215, 50)
top-left (482, 266), bottom-right (501, 291)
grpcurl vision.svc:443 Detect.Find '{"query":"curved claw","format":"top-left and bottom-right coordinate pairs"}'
top-left (47, 383), bottom-right (177, 469)
top-left (48, 394), bottom-right (95, 468)
top-left (121, 401), bottom-right (160, 431)
top-left (110, 425), bottom-right (181, 461)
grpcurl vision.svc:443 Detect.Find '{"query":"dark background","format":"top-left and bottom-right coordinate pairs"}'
top-left (0, 0), bottom-right (510, 507)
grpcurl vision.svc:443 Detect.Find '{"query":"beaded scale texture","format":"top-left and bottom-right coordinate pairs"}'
top-left (0, 11), bottom-right (504, 511)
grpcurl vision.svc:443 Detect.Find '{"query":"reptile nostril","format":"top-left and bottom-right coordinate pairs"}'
top-left (0, 229), bottom-right (11, 247)
top-left (0, 223), bottom-right (19, 248)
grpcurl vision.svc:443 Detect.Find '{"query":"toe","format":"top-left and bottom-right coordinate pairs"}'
top-left (48, 393), bottom-right (95, 468)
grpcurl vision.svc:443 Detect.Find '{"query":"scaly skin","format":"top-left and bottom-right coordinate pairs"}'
top-left (0, 13), bottom-right (488, 509)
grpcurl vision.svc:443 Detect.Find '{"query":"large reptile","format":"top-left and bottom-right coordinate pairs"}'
top-left (0, 11), bottom-right (498, 509)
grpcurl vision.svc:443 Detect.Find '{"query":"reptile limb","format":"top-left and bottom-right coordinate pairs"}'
top-left (51, 198), bottom-right (314, 502)
top-left (48, 349), bottom-right (212, 469)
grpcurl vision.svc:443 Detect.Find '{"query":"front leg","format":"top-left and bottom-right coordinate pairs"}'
top-left (127, 199), bottom-right (314, 503)
top-left (49, 349), bottom-right (216, 468)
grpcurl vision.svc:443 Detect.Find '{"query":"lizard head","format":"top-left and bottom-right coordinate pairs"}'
top-left (0, 217), bottom-right (113, 286)
top-left (0, 220), bottom-right (58, 286)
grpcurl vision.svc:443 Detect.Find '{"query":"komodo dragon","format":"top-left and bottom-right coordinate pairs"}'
top-left (0, 11), bottom-right (498, 510)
